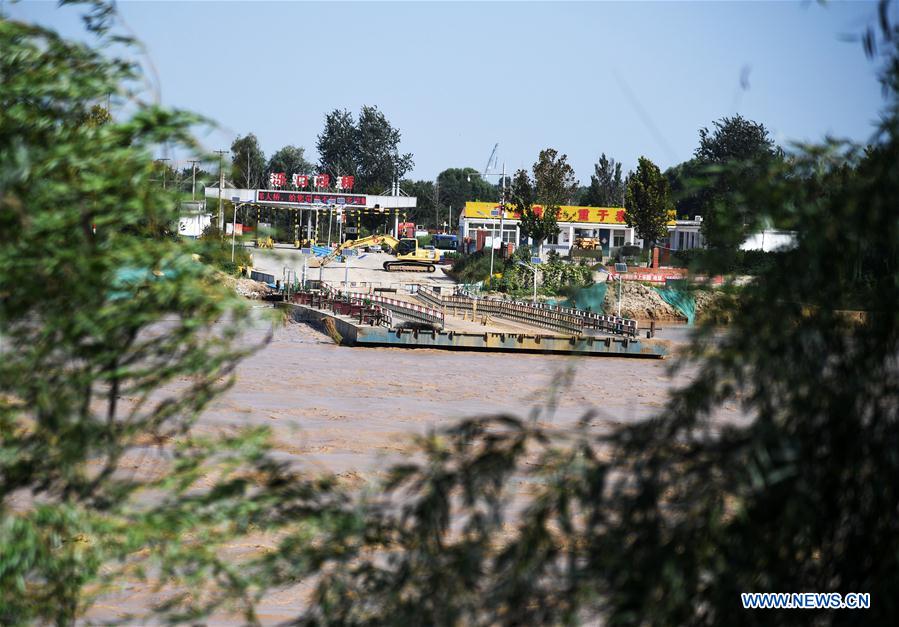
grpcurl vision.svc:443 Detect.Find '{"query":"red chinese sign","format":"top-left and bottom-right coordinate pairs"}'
top-left (337, 175), bottom-right (355, 190)
top-left (292, 174), bottom-right (309, 188)
top-left (269, 172), bottom-right (286, 187)
top-left (255, 190), bottom-right (367, 207)
top-left (313, 174), bottom-right (331, 188)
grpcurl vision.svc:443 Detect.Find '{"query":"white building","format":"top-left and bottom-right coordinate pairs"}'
top-left (460, 201), bottom-right (641, 255)
top-left (178, 201), bottom-right (212, 238)
top-left (666, 217), bottom-right (705, 251)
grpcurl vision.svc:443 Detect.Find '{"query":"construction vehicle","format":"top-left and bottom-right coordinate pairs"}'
top-left (256, 235), bottom-right (274, 249)
top-left (314, 234), bottom-right (439, 273)
top-left (383, 237), bottom-right (440, 273)
top-left (318, 234), bottom-right (400, 265)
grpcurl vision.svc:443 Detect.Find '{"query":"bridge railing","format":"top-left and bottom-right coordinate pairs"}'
top-left (292, 284), bottom-right (393, 328)
top-left (299, 283), bottom-right (445, 329)
top-left (417, 286), bottom-right (637, 337)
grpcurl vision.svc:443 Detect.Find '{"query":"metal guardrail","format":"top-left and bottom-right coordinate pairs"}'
top-left (292, 284), bottom-right (393, 328)
top-left (305, 283), bottom-right (445, 329)
top-left (417, 286), bottom-right (637, 337)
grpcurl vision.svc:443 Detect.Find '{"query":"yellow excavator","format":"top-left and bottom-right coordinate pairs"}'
top-left (383, 237), bottom-right (441, 273)
top-left (317, 234), bottom-right (440, 272)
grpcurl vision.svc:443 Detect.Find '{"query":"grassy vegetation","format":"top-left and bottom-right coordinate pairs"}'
top-left (451, 249), bottom-right (594, 296)
top-left (197, 224), bottom-right (252, 275)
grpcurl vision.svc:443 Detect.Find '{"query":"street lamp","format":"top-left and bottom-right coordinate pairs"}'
top-left (468, 163), bottom-right (507, 285)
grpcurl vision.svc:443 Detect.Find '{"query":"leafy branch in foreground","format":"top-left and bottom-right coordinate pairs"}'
top-left (0, 13), bottom-right (286, 624)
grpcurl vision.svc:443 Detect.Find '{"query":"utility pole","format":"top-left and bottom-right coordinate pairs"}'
top-left (214, 150), bottom-right (226, 232)
top-left (188, 159), bottom-right (199, 200)
top-left (433, 179), bottom-right (439, 232)
top-left (488, 162), bottom-right (506, 281)
top-left (156, 158), bottom-right (170, 190)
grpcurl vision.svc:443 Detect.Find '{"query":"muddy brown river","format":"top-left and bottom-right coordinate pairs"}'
top-left (88, 312), bottom-right (740, 624)
top-left (198, 312), bottom-right (709, 475)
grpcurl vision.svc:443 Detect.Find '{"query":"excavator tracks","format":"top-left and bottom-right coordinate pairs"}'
top-left (383, 261), bottom-right (436, 273)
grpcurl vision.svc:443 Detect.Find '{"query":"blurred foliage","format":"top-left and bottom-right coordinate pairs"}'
top-left (672, 248), bottom-right (780, 275)
top-left (0, 7), bottom-right (288, 623)
top-left (198, 223), bottom-right (252, 273)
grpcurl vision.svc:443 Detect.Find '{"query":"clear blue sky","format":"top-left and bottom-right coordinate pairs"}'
top-left (11, 1), bottom-right (891, 182)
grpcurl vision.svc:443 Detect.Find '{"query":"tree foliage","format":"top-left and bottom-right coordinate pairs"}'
top-left (266, 144), bottom-right (313, 182)
top-left (316, 106), bottom-right (413, 195)
top-left (230, 133), bottom-right (266, 189)
top-left (664, 158), bottom-right (705, 218)
top-left (357, 105), bottom-right (414, 193)
top-left (692, 114), bottom-right (782, 249)
top-left (581, 152), bottom-right (625, 207)
top-left (514, 148), bottom-right (578, 249)
top-left (436, 167), bottom-right (499, 219)
top-left (624, 156), bottom-right (672, 249)
top-left (0, 10), bottom-right (293, 623)
top-left (316, 108), bottom-right (358, 181)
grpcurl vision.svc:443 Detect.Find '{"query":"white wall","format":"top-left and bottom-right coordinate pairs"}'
top-left (179, 213), bottom-right (212, 238)
top-left (741, 229), bottom-right (796, 252)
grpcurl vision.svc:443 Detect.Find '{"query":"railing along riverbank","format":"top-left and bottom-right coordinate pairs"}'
top-left (417, 286), bottom-right (637, 337)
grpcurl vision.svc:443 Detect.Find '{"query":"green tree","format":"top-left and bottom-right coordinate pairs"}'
top-left (581, 153), bottom-right (625, 206)
top-left (316, 108), bottom-right (358, 180)
top-left (356, 105), bottom-right (414, 194)
top-left (81, 103), bottom-right (112, 127)
top-left (514, 148), bottom-right (578, 253)
top-left (230, 133), bottom-right (266, 189)
top-left (624, 156), bottom-right (672, 251)
top-left (266, 144), bottom-right (314, 183)
top-left (664, 158), bottom-right (705, 218)
top-left (399, 179), bottom-right (435, 226)
top-left (0, 9), bottom-right (314, 623)
top-left (435, 167), bottom-right (499, 226)
top-left (692, 114), bottom-right (781, 249)
top-left (695, 113), bottom-right (777, 164)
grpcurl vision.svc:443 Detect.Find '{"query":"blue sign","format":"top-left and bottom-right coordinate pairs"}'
top-left (531, 256), bottom-right (542, 265)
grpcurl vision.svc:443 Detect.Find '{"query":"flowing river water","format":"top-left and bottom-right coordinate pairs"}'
top-left (197, 313), bottom-right (713, 476)
top-left (88, 312), bottom-right (743, 623)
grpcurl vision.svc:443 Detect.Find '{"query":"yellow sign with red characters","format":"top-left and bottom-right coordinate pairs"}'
top-left (463, 201), bottom-right (629, 225)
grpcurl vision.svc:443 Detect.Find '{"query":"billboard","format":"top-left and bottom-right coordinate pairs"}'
top-left (256, 190), bottom-right (367, 207)
top-left (462, 201), bottom-right (629, 224)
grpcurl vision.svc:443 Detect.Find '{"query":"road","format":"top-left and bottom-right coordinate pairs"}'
top-left (249, 244), bottom-right (457, 293)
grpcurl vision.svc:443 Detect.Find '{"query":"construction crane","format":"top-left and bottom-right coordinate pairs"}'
top-left (483, 143), bottom-right (499, 177)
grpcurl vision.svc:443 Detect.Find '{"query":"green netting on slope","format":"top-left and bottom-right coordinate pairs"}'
top-left (655, 287), bottom-right (696, 325)
top-left (569, 282), bottom-right (608, 313)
